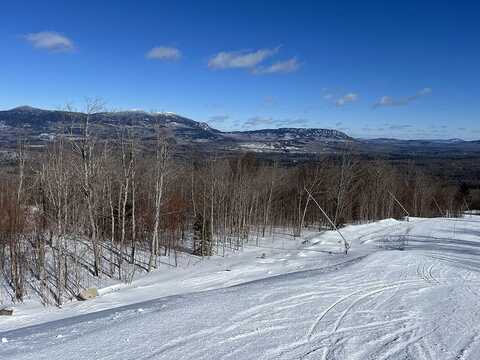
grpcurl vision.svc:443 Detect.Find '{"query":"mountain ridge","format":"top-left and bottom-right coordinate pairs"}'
top-left (0, 107), bottom-right (351, 154)
top-left (1, 106), bottom-right (480, 157)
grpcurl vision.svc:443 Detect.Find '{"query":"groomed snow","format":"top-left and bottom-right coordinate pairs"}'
top-left (1, 216), bottom-right (480, 359)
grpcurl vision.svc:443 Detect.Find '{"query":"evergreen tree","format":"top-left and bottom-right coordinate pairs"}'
top-left (193, 213), bottom-right (212, 256)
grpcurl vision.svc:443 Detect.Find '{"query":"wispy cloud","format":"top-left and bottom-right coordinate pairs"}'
top-left (335, 93), bottom-right (358, 107)
top-left (208, 47), bottom-right (279, 69)
top-left (146, 46), bottom-right (181, 61)
top-left (418, 88), bottom-right (432, 96)
top-left (208, 46), bottom-right (299, 75)
top-left (253, 58), bottom-right (300, 74)
top-left (322, 89), bottom-right (359, 107)
top-left (373, 88), bottom-right (432, 109)
top-left (23, 31), bottom-right (75, 52)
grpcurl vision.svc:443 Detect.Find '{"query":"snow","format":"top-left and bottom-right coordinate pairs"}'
top-left (1, 216), bottom-right (480, 359)
top-left (240, 143), bottom-right (277, 151)
top-left (239, 143), bottom-right (304, 153)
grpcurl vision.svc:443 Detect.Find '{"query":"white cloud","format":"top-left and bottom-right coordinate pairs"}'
top-left (335, 93), bottom-right (359, 107)
top-left (376, 96), bottom-right (394, 106)
top-left (374, 88), bottom-right (432, 108)
top-left (322, 90), bottom-right (359, 107)
top-left (253, 58), bottom-right (300, 74)
top-left (418, 87), bottom-right (432, 95)
top-left (208, 47), bottom-right (279, 69)
top-left (146, 46), bottom-right (181, 61)
top-left (208, 46), bottom-right (301, 75)
top-left (24, 31), bottom-right (75, 52)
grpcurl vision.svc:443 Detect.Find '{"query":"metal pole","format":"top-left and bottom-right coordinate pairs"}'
top-left (388, 190), bottom-right (410, 221)
top-left (304, 187), bottom-right (350, 254)
top-left (432, 197), bottom-right (445, 217)
top-left (464, 198), bottom-right (471, 217)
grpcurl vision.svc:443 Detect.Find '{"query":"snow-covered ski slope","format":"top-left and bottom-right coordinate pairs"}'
top-left (2, 216), bottom-right (480, 359)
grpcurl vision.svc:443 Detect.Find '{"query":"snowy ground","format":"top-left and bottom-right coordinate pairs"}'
top-left (1, 216), bottom-right (480, 359)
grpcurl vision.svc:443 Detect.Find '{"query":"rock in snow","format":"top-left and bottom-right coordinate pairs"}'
top-left (77, 288), bottom-right (99, 301)
top-left (0, 308), bottom-right (13, 316)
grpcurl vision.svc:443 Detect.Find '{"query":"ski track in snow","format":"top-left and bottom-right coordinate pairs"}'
top-left (1, 216), bottom-right (480, 359)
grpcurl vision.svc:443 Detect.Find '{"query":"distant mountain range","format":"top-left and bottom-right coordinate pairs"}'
top-left (0, 106), bottom-right (352, 155)
top-left (1, 106), bottom-right (479, 158)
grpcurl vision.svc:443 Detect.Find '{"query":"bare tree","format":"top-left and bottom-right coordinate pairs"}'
top-left (148, 125), bottom-right (169, 272)
top-left (71, 98), bottom-right (105, 277)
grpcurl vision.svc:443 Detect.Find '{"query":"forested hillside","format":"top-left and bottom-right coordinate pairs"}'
top-left (0, 111), bottom-right (468, 306)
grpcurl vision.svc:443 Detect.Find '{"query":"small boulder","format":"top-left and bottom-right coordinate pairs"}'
top-left (0, 308), bottom-right (13, 316)
top-left (77, 288), bottom-right (98, 301)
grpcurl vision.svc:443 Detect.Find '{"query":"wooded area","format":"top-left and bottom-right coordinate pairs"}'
top-left (0, 107), bottom-right (469, 307)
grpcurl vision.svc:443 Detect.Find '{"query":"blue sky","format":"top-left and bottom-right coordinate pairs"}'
top-left (1, 0), bottom-right (479, 139)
